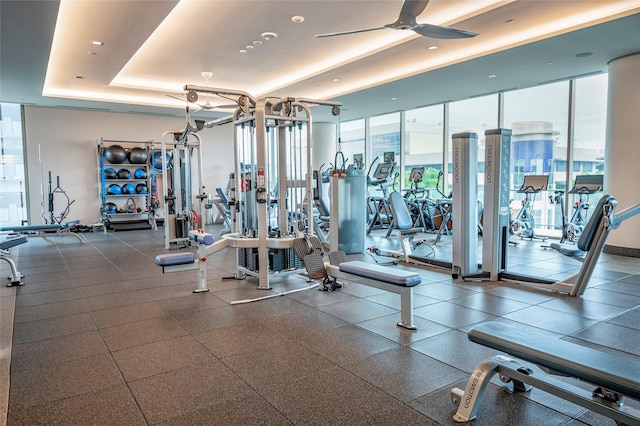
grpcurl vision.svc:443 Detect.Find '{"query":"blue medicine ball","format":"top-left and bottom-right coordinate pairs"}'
top-left (117, 168), bottom-right (131, 179)
top-left (122, 183), bottom-right (136, 194)
top-left (107, 184), bottom-right (122, 195)
top-left (152, 151), bottom-right (172, 170)
top-left (133, 168), bottom-right (147, 179)
top-left (105, 202), bottom-right (117, 214)
top-left (136, 183), bottom-right (148, 194)
top-left (104, 168), bottom-right (117, 179)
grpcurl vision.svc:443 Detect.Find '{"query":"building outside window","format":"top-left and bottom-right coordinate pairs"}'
top-left (504, 81), bottom-right (570, 232)
top-left (0, 103), bottom-right (27, 228)
top-left (449, 94), bottom-right (499, 202)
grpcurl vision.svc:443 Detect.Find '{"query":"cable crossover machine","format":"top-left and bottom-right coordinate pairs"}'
top-left (157, 84), bottom-right (342, 292)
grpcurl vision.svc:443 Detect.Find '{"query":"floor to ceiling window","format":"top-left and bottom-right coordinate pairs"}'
top-left (0, 103), bottom-right (27, 228)
top-left (327, 73), bottom-right (608, 243)
top-left (339, 119), bottom-right (366, 171)
top-left (369, 112), bottom-right (401, 192)
top-left (449, 94), bottom-right (499, 201)
top-left (570, 74), bottom-right (607, 225)
top-left (404, 105), bottom-right (444, 191)
top-left (504, 81), bottom-right (570, 233)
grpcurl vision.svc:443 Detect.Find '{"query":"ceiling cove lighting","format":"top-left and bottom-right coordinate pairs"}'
top-left (303, 1), bottom-right (640, 101)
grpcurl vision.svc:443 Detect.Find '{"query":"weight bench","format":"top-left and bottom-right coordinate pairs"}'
top-left (155, 230), bottom-right (216, 293)
top-left (452, 321), bottom-right (640, 425)
top-left (1, 235), bottom-right (28, 286)
top-left (325, 259), bottom-right (421, 329)
top-left (0, 220), bottom-right (87, 244)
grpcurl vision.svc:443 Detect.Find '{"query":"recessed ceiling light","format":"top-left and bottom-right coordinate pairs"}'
top-left (505, 19), bottom-right (515, 24)
top-left (488, 74), bottom-right (496, 78)
top-left (331, 78), bottom-right (340, 82)
top-left (426, 45), bottom-right (438, 50)
top-left (391, 97), bottom-right (398, 101)
top-left (239, 49), bottom-right (247, 54)
top-left (90, 40), bottom-right (103, 46)
top-left (575, 52), bottom-right (593, 58)
top-left (291, 16), bottom-right (304, 23)
top-left (75, 75), bottom-right (85, 79)
top-left (546, 61), bottom-right (553, 65)
top-left (253, 40), bottom-right (263, 46)
top-left (261, 32), bottom-right (277, 41)
top-left (88, 51), bottom-right (97, 55)
top-left (246, 45), bottom-right (254, 49)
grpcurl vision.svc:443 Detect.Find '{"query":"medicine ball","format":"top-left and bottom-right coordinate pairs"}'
top-left (104, 145), bottom-right (127, 164)
top-left (136, 183), bottom-right (148, 194)
top-left (107, 184), bottom-right (122, 195)
top-left (127, 147), bottom-right (148, 164)
top-left (104, 202), bottom-right (117, 214)
top-left (117, 168), bottom-right (131, 179)
top-left (122, 183), bottom-right (136, 194)
top-left (133, 168), bottom-right (147, 179)
top-left (104, 168), bottom-right (117, 179)
top-left (152, 151), bottom-right (172, 170)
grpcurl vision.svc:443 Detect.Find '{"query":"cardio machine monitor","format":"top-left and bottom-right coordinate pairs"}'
top-left (409, 167), bottom-right (425, 183)
top-left (373, 162), bottom-right (394, 180)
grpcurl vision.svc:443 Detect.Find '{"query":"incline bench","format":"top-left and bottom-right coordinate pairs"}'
top-left (1, 235), bottom-right (28, 286)
top-left (452, 321), bottom-right (640, 425)
top-left (325, 260), bottom-right (422, 330)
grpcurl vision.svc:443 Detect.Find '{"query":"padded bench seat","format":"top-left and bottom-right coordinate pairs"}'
top-left (469, 321), bottom-right (640, 401)
top-left (327, 260), bottom-right (422, 329)
top-left (452, 321), bottom-right (640, 424)
top-left (339, 260), bottom-right (422, 286)
top-left (155, 252), bottom-right (195, 267)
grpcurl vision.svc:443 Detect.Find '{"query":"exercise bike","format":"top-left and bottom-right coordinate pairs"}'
top-left (549, 175), bottom-right (603, 243)
top-left (510, 175), bottom-right (548, 242)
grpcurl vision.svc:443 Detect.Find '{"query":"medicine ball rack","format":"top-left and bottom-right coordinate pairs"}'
top-left (97, 138), bottom-right (157, 231)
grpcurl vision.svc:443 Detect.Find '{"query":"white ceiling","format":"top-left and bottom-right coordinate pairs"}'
top-left (1, 1), bottom-right (640, 122)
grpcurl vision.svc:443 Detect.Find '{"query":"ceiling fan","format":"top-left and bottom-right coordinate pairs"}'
top-left (315, 0), bottom-right (478, 39)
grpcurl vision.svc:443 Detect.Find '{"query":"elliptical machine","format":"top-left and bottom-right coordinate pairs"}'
top-left (365, 155), bottom-right (396, 235)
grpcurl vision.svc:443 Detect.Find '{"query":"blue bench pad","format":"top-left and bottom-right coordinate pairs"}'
top-left (469, 321), bottom-right (640, 401)
top-left (155, 252), bottom-right (195, 266)
top-left (339, 261), bottom-right (422, 287)
top-left (188, 232), bottom-right (215, 245)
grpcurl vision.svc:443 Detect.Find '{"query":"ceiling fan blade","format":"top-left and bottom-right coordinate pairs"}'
top-left (315, 25), bottom-right (387, 38)
top-left (167, 94), bottom-right (186, 102)
top-left (396, 0), bottom-right (429, 26)
top-left (412, 23), bottom-right (478, 39)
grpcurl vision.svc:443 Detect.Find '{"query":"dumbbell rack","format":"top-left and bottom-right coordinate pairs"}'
top-left (97, 138), bottom-right (156, 231)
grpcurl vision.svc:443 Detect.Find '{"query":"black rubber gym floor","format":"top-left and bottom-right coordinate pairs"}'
top-left (1, 226), bottom-right (639, 425)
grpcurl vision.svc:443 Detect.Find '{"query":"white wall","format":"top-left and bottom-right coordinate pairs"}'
top-left (24, 106), bottom-right (235, 225)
